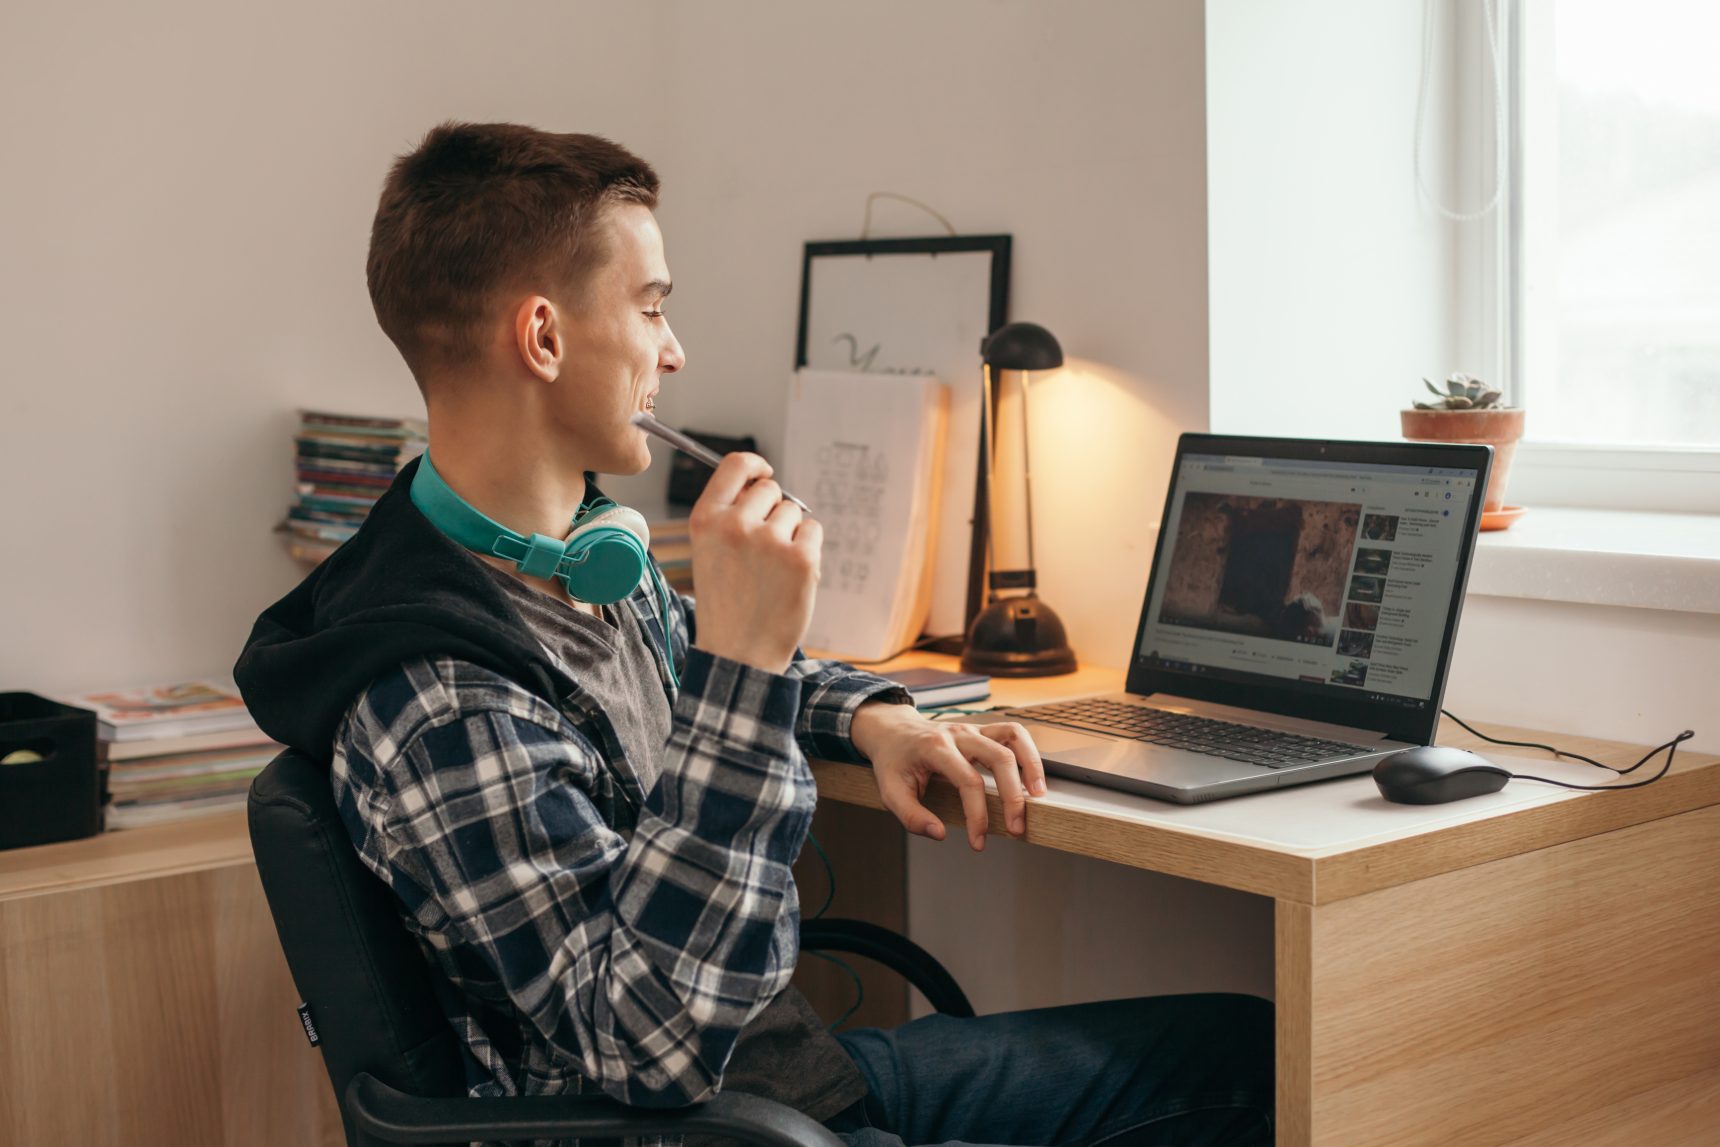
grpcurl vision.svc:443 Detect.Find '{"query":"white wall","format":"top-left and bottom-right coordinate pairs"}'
top-left (1445, 595), bottom-right (1720, 750)
top-left (1206, 0), bottom-right (1461, 439)
top-left (613, 0), bottom-right (1210, 672)
top-left (2, 0), bottom-right (1206, 693)
top-left (0, 0), bottom-right (661, 695)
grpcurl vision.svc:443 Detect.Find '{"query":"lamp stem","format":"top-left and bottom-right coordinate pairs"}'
top-left (1019, 370), bottom-right (1037, 579)
top-left (980, 362), bottom-right (998, 596)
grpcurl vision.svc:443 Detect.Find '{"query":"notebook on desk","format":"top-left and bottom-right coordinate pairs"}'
top-left (949, 433), bottom-right (1492, 804)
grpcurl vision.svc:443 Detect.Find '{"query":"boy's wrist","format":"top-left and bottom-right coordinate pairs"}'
top-left (850, 698), bottom-right (927, 761)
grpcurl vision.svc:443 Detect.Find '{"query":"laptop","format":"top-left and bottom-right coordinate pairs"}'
top-left (950, 433), bottom-right (1493, 804)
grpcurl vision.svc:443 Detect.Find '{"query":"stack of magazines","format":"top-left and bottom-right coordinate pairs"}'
top-left (279, 408), bottom-right (427, 563)
top-left (59, 678), bottom-right (282, 830)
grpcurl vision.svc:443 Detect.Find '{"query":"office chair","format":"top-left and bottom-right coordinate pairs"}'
top-left (249, 747), bottom-right (974, 1147)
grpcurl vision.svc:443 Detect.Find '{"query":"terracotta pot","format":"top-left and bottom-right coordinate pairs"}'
top-left (1400, 407), bottom-right (1525, 513)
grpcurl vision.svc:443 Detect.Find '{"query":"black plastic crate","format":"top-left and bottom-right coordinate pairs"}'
top-left (0, 692), bottom-right (102, 850)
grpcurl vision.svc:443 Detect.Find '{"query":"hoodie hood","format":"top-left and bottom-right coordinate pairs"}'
top-left (235, 455), bottom-right (570, 761)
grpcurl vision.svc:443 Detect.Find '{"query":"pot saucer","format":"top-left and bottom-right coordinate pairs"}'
top-left (1480, 504), bottom-right (1527, 531)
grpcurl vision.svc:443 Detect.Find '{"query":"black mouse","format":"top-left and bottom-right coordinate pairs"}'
top-left (1374, 746), bottom-right (1511, 804)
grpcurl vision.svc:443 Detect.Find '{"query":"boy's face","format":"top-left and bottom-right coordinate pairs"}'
top-left (540, 201), bottom-right (684, 475)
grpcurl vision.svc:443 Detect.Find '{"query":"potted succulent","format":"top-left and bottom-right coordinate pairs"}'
top-left (1402, 373), bottom-right (1525, 519)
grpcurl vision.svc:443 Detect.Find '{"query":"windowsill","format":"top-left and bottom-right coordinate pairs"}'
top-left (1468, 506), bottom-right (1720, 615)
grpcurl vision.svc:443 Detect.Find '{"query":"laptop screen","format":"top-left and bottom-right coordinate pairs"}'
top-left (1126, 435), bottom-right (1492, 745)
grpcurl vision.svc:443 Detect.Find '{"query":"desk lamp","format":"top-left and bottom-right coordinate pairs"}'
top-left (960, 322), bottom-right (1078, 677)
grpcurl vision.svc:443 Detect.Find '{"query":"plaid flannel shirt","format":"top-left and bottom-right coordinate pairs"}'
top-left (330, 568), bottom-right (910, 1120)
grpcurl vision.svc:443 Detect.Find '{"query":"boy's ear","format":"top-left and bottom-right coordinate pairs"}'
top-left (515, 295), bottom-right (561, 382)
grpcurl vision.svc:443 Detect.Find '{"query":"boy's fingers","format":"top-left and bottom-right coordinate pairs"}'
top-left (921, 741), bottom-right (991, 850)
top-left (957, 726), bottom-right (1027, 836)
top-left (794, 517), bottom-right (823, 582)
top-left (700, 452), bottom-right (773, 507)
top-left (976, 722), bottom-right (1047, 797)
top-left (877, 771), bottom-right (945, 841)
top-left (733, 476), bottom-right (785, 521)
top-left (763, 493), bottom-right (804, 540)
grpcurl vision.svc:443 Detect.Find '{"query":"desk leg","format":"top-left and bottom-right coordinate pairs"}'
top-left (1275, 899), bottom-right (1314, 1146)
top-left (1278, 803), bottom-right (1720, 1147)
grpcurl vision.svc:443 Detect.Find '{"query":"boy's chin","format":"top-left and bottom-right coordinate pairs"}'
top-left (604, 444), bottom-right (654, 477)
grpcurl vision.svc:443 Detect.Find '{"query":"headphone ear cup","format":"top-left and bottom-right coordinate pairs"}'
top-left (561, 506), bottom-right (653, 604)
top-left (573, 504), bottom-right (651, 549)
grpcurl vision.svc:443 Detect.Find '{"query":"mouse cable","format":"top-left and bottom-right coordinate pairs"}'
top-left (802, 948), bottom-right (868, 1031)
top-left (1504, 731), bottom-right (1693, 791)
top-left (806, 831), bottom-right (836, 921)
top-left (801, 831), bottom-right (866, 1030)
top-left (1440, 709), bottom-right (1677, 777)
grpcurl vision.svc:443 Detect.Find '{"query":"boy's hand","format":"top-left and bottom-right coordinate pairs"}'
top-left (688, 452), bottom-right (821, 675)
top-left (850, 702), bottom-right (1047, 851)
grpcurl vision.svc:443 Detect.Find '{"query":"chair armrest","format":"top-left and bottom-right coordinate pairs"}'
top-left (800, 917), bottom-right (975, 1018)
top-left (347, 1073), bottom-right (844, 1147)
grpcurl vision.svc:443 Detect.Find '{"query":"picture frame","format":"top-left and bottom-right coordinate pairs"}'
top-left (794, 235), bottom-right (1012, 642)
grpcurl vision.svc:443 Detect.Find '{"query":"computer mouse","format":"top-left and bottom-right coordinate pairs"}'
top-left (1373, 746), bottom-right (1511, 804)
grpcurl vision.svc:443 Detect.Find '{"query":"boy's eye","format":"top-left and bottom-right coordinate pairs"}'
top-left (643, 309), bottom-right (665, 319)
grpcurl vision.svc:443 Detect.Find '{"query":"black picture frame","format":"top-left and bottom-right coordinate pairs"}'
top-left (794, 235), bottom-right (1012, 647)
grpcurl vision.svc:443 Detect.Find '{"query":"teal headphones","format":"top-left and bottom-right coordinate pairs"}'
top-left (409, 451), bottom-right (679, 687)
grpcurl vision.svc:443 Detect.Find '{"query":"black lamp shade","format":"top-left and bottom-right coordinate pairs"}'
top-left (981, 322), bottom-right (1063, 371)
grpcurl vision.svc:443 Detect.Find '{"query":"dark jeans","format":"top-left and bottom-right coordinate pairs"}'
top-left (826, 995), bottom-right (1274, 1147)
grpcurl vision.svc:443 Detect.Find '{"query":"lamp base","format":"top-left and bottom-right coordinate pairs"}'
top-left (960, 596), bottom-right (1077, 678)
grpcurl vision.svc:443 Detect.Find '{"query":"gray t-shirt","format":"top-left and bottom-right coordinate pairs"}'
top-left (480, 567), bottom-right (869, 1128)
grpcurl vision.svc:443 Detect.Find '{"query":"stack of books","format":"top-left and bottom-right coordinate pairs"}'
top-left (648, 512), bottom-right (694, 594)
top-left (280, 408), bottom-right (427, 564)
top-left (60, 679), bottom-right (282, 830)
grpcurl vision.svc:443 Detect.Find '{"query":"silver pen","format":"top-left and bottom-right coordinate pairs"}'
top-left (630, 412), bottom-right (814, 515)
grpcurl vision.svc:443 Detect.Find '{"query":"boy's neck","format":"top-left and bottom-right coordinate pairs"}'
top-left (425, 431), bottom-right (591, 542)
top-left (424, 425), bottom-right (603, 617)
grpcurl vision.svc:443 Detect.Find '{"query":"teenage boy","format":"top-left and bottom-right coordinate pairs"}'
top-left (236, 122), bottom-right (1272, 1146)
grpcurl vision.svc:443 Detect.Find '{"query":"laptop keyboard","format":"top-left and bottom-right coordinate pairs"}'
top-left (1011, 699), bottom-right (1374, 768)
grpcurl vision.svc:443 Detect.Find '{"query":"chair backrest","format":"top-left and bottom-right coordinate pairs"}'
top-left (248, 748), bottom-right (466, 1144)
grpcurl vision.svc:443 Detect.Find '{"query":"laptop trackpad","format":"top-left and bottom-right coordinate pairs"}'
top-left (940, 714), bottom-right (1115, 755)
top-left (1019, 723), bottom-right (1117, 754)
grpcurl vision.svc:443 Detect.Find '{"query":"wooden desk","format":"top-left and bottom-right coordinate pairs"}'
top-left (3, 659), bottom-right (1714, 1146)
top-left (811, 654), bottom-right (1720, 1147)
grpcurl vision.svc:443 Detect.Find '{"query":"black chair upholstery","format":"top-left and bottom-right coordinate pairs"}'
top-left (249, 746), bottom-right (970, 1146)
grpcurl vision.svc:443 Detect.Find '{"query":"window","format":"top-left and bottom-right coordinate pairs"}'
top-left (1514, 0), bottom-right (1720, 452)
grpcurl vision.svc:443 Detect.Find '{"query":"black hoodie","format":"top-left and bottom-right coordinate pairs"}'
top-left (234, 455), bottom-right (587, 760)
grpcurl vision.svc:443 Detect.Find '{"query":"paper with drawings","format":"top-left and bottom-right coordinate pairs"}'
top-left (780, 369), bottom-right (948, 661)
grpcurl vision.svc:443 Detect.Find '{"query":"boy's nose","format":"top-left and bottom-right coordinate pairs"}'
top-left (661, 331), bottom-right (686, 374)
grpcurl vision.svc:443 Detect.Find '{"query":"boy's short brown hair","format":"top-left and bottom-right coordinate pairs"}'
top-left (366, 121), bottom-right (659, 390)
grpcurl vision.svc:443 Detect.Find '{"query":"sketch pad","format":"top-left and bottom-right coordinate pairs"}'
top-left (781, 369), bottom-right (949, 661)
